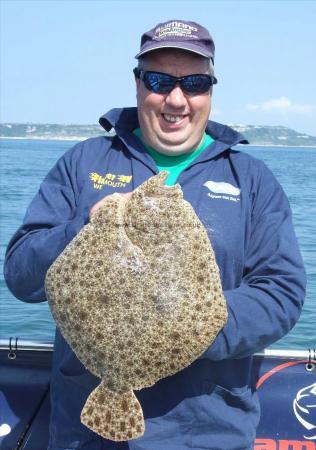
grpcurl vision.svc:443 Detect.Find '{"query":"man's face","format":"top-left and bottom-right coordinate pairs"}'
top-left (136, 49), bottom-right (212, 156)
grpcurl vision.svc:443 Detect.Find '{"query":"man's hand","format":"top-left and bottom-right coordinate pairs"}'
top-left (89, 192), bottom-right (132, 222)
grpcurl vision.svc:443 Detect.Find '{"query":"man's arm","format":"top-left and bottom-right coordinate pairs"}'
top-left (203, 162), bottom-right (306, 360)
top-left (4, 142), bottom-right (131, 304)
top-left (4, 147), bottom-right (86, 303)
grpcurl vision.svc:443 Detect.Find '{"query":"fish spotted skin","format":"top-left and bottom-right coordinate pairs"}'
top-left (45, 171), bottom-right (227, 441)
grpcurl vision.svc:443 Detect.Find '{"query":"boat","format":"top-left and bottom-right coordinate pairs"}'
top-left (0, 338), bottom-right (315, 449)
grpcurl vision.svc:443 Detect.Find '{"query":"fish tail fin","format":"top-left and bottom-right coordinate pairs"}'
top-left (80, 381), bottom-right (144, 441)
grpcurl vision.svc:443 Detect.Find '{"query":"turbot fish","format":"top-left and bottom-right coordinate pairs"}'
top-left (45, 171), bottom-right (228, 442)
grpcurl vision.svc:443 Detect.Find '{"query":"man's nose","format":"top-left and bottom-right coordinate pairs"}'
top-left (165, 84), bottom-right (187, 108)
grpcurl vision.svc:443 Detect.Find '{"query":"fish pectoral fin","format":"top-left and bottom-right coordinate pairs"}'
top-left (80, 381), bottom-right (144, 441)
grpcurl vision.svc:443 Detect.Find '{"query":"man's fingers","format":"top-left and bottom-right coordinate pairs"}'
top-left (89, 192), bottom-right (132, 221)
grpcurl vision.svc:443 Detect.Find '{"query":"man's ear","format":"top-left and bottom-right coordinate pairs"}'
top-left (135, 77), bottom-right (141, 100)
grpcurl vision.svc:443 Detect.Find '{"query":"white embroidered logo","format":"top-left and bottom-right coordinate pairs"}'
top-left (203, 180), bottom-right (240, 202)
top-left (293, 382), bottom-right (316, 440)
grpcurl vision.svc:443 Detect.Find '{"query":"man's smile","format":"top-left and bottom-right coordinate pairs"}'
top-left (162, 113), bottom-right (188, 124)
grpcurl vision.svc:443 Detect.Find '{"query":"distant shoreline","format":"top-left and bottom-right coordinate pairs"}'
top-left (0, 136), bottom-right (84, 141)
top-left (1, 136), bottom-right (316, 149)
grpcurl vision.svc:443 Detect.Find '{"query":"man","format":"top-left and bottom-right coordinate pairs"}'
top-left (4, 20), bottom-right (306, 450)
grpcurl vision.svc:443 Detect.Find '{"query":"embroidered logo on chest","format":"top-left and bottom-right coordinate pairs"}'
top-left (89, 172), bottom-right (133, 190)
top-left (203, 180), bottom-right (240, 202)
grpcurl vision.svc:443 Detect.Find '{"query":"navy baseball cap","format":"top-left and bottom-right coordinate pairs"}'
top-left (135, 20), bottom-right (215, 63)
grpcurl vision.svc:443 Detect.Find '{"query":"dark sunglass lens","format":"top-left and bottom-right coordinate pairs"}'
top-left (145, 72), bottom-right (175, 93)
top-left (182, 75), bottom-right (211, 94)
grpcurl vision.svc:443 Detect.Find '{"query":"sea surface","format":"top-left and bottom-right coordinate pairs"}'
top-left (0, 139), bottom-right (315, 350)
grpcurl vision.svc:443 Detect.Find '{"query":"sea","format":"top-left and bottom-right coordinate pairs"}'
top-left (0, 138), bottom-right (315, 350)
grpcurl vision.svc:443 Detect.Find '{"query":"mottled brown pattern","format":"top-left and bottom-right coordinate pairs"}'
top-left (45, 171), bottom-right (227, 441)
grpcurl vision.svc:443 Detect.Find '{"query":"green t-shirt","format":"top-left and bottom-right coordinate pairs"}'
top-left (133, 128), bottom-right (214, 185)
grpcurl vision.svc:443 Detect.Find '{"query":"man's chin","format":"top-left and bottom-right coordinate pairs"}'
top-left (150, 133), bottom-right (192, 155)
top-left (155, 140), bottom-right (198, 156)
top-left (159, 149), bottom-right (193, 156)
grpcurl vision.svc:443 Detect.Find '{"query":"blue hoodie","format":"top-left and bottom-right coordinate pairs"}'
top-left (4, 108), bottom-right (306, 450)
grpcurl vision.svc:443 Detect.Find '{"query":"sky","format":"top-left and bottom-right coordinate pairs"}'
top-left (1, 0), bottom-right (316, 136)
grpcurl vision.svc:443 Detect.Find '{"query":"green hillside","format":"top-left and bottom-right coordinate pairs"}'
top-left (1, 123), bottom-right (316, 147)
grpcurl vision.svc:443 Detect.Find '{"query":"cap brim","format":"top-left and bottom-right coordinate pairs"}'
top-left (135, 42), bottom-right (213, 60)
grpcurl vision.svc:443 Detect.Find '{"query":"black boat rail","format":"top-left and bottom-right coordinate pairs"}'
top-left (1, 337), bottom-right (315, 361)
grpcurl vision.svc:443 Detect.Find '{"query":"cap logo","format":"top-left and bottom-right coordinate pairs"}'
top-left (154, 21), bottom-right (198, 41)
top-left (135, 20), bottom-right (215, 61)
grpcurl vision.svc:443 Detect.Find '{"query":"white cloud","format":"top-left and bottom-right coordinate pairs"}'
top-left (245, 96), bottom-right (313, 114)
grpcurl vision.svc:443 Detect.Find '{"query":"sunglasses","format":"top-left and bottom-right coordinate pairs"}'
top-left (133, 68), bottom-right (217, 95)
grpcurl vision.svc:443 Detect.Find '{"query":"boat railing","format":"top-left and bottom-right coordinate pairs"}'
top-left (0, 337), bottom-right (315, 361)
